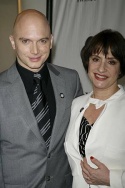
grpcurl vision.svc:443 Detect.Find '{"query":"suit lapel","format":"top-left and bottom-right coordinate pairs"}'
top-left (47, 64), bottom-right (67, 151)
top-left (6, 64), bottom-right (46, 144)
top-left (6, 63), bottom-right (68, 151)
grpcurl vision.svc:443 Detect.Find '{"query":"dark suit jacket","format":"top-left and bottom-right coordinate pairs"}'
top-left (0, 63), bottom-right (83, 188)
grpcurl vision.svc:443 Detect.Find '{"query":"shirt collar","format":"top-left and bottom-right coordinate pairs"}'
top-left (16, 61), bottom-right (49, 92)
top-left (88, 85), bottom-right (124, 109)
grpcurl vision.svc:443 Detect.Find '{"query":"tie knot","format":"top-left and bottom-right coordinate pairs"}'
top-left (33, 73), bottom-right (41, 84)
top-left (34, 73), bottom-right (41, 79)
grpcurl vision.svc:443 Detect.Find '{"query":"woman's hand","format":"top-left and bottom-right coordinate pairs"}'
top-left (81, 157), bottom-right (110, 186)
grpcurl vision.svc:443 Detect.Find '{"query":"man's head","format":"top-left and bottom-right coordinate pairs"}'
top-left (9, 9), bottom-right (53, 72)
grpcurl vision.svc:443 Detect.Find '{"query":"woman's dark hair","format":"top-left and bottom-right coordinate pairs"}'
top-left (80, 36), bottom-right (93, 60)
top-left (81, 29), bottom-right (125, 79)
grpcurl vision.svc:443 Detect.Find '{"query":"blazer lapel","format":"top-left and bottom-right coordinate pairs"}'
top-left (6, 64), bottom-right (46, 144)
top-left (47, 64), bottom-right (67, 151)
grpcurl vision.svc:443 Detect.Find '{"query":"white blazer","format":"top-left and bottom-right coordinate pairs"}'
top-left (65, 85), bottom-right (125, 188)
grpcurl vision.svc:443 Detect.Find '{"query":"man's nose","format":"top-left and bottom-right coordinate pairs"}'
top-left (30, 43), bottom-right (39, 54)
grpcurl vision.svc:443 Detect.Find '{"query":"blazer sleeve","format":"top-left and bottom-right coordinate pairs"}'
top-left (0, 147), bottom-right (4, 187)
top-left (110, 169), bottom-right (125, 188)
top-left (74, 71), bottom-right (83, 98)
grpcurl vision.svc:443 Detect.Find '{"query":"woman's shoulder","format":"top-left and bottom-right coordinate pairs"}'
top-left (73, 93), bottom-right (91, 104)
top-left (71, 93), bottom-right (91, 112)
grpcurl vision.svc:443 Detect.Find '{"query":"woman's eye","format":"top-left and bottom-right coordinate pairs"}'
top-left (108, 61), bottom-right (116, 65)
top-left (92, 57), bottom-right (99, 62)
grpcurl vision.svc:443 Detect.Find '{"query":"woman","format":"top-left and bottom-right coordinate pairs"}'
top-left (64, 29), bottom-right (125, 188)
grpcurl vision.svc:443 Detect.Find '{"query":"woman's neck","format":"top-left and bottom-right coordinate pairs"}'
top-left (92, 85), bottom-right (119, 100)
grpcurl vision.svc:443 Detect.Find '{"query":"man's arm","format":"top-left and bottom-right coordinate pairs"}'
top-left (0, 147), bottom-right (4, 188)
top-left (74, 71), bottom-right (83, 98)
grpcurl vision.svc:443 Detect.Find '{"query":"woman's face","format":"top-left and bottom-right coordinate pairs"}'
top-left (88, 49), bottom-right (120, 91)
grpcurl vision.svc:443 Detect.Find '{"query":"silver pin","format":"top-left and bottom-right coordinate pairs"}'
top-left (60, 93), bottom-right (64, 98)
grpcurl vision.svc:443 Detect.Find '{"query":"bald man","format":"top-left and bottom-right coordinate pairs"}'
top-left (0, 9), bottom-right (83, 188)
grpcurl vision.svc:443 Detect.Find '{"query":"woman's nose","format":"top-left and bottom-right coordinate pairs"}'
top-left (98, 61), bottom-right (106, 72)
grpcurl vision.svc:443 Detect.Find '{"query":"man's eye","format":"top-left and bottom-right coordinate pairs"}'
top-left (40, 39), bottom-right (47, 44)
top-left (22, 39), bottom-right (29, 44)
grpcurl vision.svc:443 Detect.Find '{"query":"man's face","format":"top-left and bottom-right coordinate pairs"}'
top-left (9, 15), bottom-right (53, 72)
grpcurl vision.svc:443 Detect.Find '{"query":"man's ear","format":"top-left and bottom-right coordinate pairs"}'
top-left (50, 34), bottom-right (53, 49)
top-left (9, 35), bottom-right (16, 50)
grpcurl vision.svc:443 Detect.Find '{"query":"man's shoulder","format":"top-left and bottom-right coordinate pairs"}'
top-left (0, 69), bottom-right (8, 82)
top-left (0, 63), bottom-right (17, 86)
top-left (48, 64), bottom-right (79, 81)
top-left (48, 63), bottom-right (77, 74)
top-left (47, 63), bottom-right (83, 96)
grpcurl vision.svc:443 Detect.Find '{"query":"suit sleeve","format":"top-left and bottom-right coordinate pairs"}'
top-left (110, 169), bottom-right (125, 188)
top-left (74, 71), bottom-right (83, 98)
top-left (0, 146), bottom-right (4, 187)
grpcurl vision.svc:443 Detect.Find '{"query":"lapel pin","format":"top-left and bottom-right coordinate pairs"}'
top-left (60, 93), bottom-right (65, 98)
top-left (80, 107), bottom-right (84, 112)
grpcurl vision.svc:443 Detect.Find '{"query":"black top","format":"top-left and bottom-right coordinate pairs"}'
top-left (16, 61), bottom-right (56, 126)
top-left (79, 116), bottom-right (93, 158)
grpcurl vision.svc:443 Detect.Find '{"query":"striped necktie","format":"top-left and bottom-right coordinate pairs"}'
top-left (32, 73), bottom-right (52, 148)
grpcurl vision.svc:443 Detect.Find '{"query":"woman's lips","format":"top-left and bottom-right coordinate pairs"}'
top-left (94, 73), bottom-right (108, 80)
